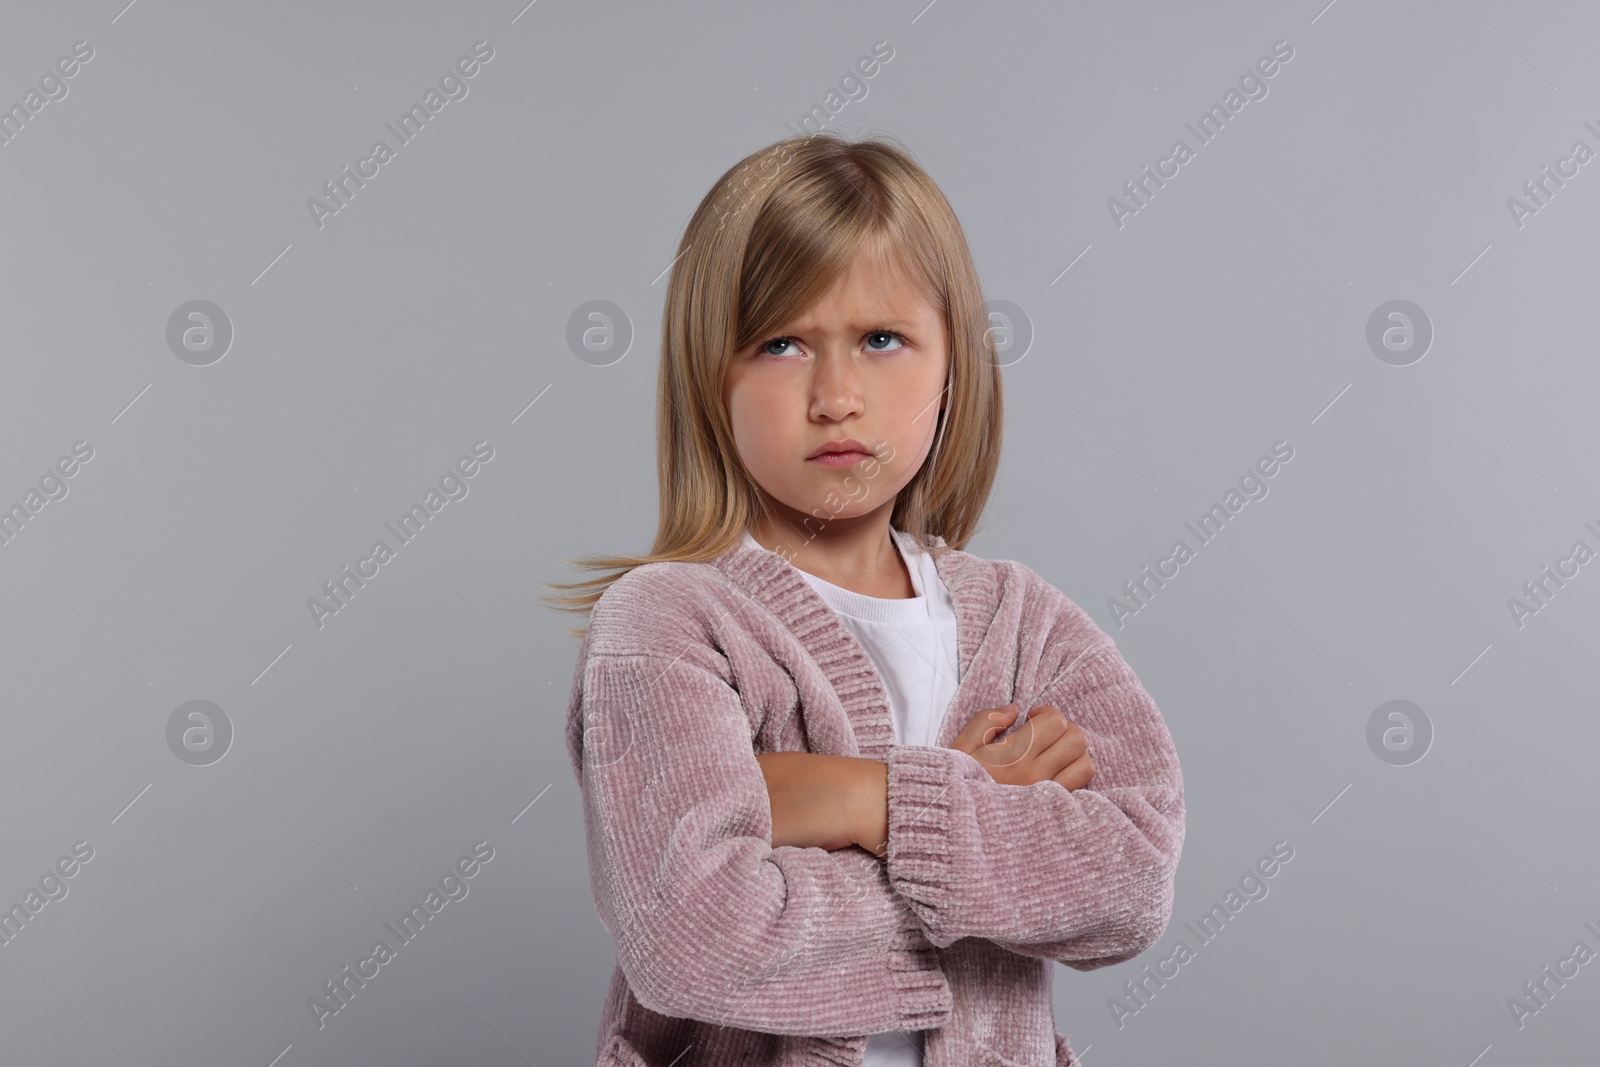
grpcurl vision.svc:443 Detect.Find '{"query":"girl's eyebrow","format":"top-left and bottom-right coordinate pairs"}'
top-left (776, 319), bottom-right (918, 334)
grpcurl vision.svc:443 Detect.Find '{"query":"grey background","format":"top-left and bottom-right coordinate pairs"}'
top-left (3, 1), bottom-right (1596, 1064)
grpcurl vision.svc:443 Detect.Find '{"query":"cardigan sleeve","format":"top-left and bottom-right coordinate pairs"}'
top-left (570, 648), bottom-right (953, 1035)
top-left (881, 637), bottom-right (1184, 969)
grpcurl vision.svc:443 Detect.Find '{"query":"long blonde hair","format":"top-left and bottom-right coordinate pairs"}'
top-left (541, 132), bottom-right (1004, 639)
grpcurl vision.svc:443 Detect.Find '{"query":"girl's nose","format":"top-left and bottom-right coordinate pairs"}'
top-left (809, 352), bottom-right (864, 419)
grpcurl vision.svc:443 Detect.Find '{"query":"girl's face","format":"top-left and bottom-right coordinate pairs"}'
top-left (723, 244), bottom-right (949, 537)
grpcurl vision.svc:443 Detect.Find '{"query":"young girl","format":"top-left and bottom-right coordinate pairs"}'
top-left (545, 133), bottom-right (1184, 1067)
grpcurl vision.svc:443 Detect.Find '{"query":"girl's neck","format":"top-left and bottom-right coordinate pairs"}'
top-left (750, 518), bottom-right (916, 599)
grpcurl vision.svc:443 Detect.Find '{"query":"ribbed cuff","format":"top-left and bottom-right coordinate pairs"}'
top-left (883, 744), bottom-right (987, 940)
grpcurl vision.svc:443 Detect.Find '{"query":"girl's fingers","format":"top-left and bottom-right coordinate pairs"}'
top-left (975, 721), bottom-right (1033, 769)
top-left (953, 703), bottom-right (1018, 752)
top-left (1053, 751), bottom-right (1095, 792)
top-left (1031, 717), bottom-right (1086, 781)
top-left (951, 705), bottom-right (1094, 789)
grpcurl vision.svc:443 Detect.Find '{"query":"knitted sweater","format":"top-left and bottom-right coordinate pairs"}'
top-left (564, 533), bottom-right (1185, 1066)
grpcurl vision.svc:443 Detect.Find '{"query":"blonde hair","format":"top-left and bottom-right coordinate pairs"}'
top-left (541, 132), bottom-right (1004, 639)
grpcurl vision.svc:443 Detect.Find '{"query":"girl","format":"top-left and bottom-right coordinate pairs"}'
top-left (545, 133), bottom-right (1184, 1067)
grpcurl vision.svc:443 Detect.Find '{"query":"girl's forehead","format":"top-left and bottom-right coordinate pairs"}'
top-left (779, 293), bottom-right (933, 333)
top-left (811, 250), bottom-right (935, 314)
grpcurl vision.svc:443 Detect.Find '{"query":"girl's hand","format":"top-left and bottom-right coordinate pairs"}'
top-left (949, 703), bottom-right (1095, 791)
top-left (755, 752), bottom-right (882, 853)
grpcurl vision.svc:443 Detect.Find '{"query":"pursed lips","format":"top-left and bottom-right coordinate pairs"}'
top-left (807, 449), bottom-right (874, 466)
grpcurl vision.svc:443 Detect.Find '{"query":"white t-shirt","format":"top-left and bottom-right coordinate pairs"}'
top-left (743, 527), bottom-right (961, 1066)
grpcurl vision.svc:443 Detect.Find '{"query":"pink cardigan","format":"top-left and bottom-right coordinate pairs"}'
top-left (564, 533), bottom-right (1185, 1065)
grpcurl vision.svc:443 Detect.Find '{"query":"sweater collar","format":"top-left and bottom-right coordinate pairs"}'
top-left (708, 530), bottom-right (996, 757)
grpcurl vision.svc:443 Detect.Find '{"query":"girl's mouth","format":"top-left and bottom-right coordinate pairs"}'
top-left (807, 451), bottom-right (873, 467)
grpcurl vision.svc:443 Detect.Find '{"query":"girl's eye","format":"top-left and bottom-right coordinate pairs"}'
top-left (756, 331), bottom-right (908, 358)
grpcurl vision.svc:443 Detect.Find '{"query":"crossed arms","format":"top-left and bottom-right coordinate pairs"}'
top-left (571, 619), bottom-right (1184, 1032)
